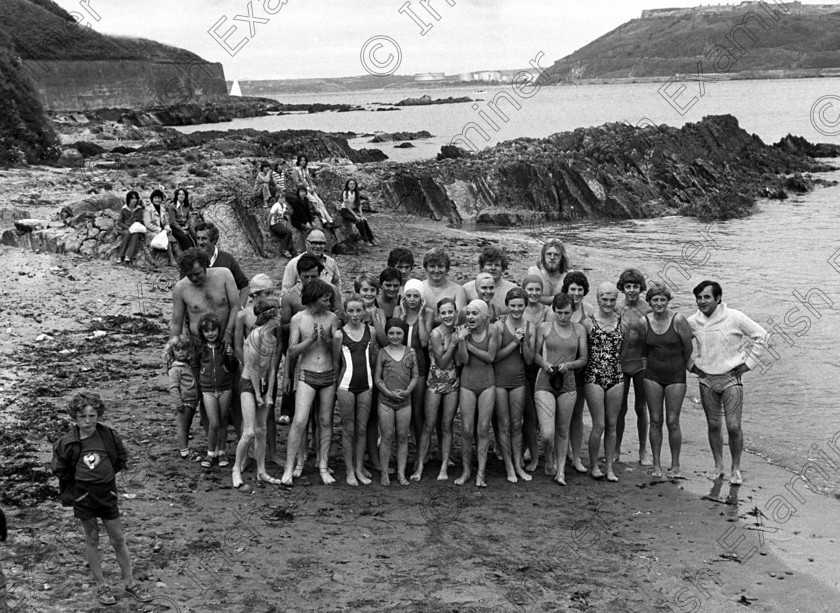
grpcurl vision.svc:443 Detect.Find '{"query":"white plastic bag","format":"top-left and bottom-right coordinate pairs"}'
top-left (129, 221), bottom-right (147, 234)
top-left (150, 230), bottom-right (169, 250)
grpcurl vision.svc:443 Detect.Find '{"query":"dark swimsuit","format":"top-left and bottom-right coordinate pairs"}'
top-left (644, 314), bottom-right (687, 385)
top-left (461, 333), bottom-right (495, 394)
top-left (402, 317), bottom-right (429, 378)
top-left (535, 322), bottom-right (580, 396)
top-left (338, 327), bottom-right (374, 393)
top-left (494, 323), bottom-right (526, 389)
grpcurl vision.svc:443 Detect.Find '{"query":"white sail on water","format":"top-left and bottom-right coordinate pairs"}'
top-left (229, 79), bottom-right (242, 96)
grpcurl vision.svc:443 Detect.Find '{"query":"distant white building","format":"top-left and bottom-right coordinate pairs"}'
top-left (414, 72), bottom-right (446, 82)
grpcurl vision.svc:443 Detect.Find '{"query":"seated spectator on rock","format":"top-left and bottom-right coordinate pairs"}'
top-left (116, 191), bottom-right (145, 266)
top-left (168, 188), bottom-right (196, 252)
top-left (255, 161), bottom-right (274, 206)
top-left (271, 162), bottom-right (287, 199)
top-left (268, 198), bottom-right (296, 258)
top-left (281, 229), bottom-right (341, 291)
top-left (340, 179), bottom-right (376, 245)
top-left (291, 154), bottom-right (336, 227)
top-left (144, 189), bottom-right (177, 266)
top-left (194, 222), bottom-right (250, 309)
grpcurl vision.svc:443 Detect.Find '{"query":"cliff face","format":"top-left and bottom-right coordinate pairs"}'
top-left (23, 59), bottom-right (228, 111)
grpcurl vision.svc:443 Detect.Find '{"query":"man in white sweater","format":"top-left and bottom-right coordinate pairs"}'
top-left (688, 280), bottom-right (767, 486)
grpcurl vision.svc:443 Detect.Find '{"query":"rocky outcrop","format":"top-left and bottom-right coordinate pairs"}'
top-left (775, 134), bottom-right (840, 158)
top-left (359, 115), bottom-right (837, 223)
top-left (117, 97), bottom-right (282, 127)
top-left (370, 131), bottom-right (432, 143)
top-left (394, 95), bottom-right (473, 106)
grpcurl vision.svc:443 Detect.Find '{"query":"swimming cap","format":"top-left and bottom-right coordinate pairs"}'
top-left (404, 279), bottom-right (424, 296)
top-left (467, 299), bottom-right (489, 319)
top-left (250, 273), bottom-right (274, 293)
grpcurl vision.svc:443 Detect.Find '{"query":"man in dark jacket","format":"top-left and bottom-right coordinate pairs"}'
top-left (51, 392), bottom-right (151, 606)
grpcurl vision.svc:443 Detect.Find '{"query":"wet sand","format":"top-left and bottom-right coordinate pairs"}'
top-left (1, 213), bottom-right (838, 612)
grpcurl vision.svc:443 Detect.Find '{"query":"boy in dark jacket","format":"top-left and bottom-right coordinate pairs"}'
top-left (51, 392), bottom-right (152, 606)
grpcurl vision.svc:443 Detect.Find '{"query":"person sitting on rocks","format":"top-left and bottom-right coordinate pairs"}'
top-left (116, 191), bottom-right (145, 266)
top-left (168, 188), bottom-right (196, 253)
top-left (271, 162), bottom-right (286, 199)
top-left (144, 189), bottom-right (177, 266)
top-left (291, 154), bottom-right (335, 227)
top-left (268, 197), bottom-right (296, 259)
top-left (194, 222), bottom-right (250, 309)
top-left (255, 161), bottom-right (274, 206)
top-left (286, 186), bottom-right (318, 253)
top-left (340, 179), bottom-right (376, 245)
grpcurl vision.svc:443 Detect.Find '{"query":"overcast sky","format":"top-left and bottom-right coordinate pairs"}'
top-left (53, 0), bottom-right (840, 80)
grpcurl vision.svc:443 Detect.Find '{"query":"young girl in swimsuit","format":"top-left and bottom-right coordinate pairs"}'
top-left (375, 319), bottom-right (419, 486)
top-left (333, 294), bottom-right (378, 486)
top-left (355, 274), bottom-right (386, 345)
top-left (282, 280), bottom-right (341, 486)
top-left (234, 299), bottom-right (283, 489)
top-left (411, 298), bottom-right (465, 482)
top-left (520, 274), bottom-right (547, 472)
top-left (583, 282), bottom-right (630, 482)
top-left (533, 294), bottom-right (589, 485)
top-left (639, 282), bottom-right (693, 478)
top-left (393, 279), bottom-right (433, 465)
top-left (494, 289), bottom-right (535, 482)
top-left (193, 314), bottom-right (235, 469)
top-left (563, 271), bottom-right (594, 474)
top-left (455, 300), bottom-right (500, 487)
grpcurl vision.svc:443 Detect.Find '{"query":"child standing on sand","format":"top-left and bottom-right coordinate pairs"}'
top-left (374, 318), bottom-right (419, 486)
top-left (192, 314), bottom-right (235, 469)
top-left (165, 337), bottom-right (201, 462)
top-left (51, 392), bottom-right (152, 606)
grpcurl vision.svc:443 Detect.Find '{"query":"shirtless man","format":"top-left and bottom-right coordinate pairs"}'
top-left (233, 274), bottom-right (282, 466)
top-left (615, 268), bottom-right (653, 466)
top-left (688, 280), bottom-right (767, 485)
top-left (420, 248), bottom-right (467, 325)
top-left (526, 240), bottom-right (571, 305)
top-left (463, 246), bottom-right (518, 314)
top-left (170, 249), bottom-right (240, 345)
top-left (387, 247), bottom-right (415, 293)
top-left (281, 280), bottom-right (341, 486)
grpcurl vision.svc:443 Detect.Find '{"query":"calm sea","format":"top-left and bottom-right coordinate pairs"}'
top-left (178, 79), bottom-right (840, 493)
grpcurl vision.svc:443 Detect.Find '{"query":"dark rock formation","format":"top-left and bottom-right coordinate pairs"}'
top-left (395, 143), bottom-right (415, 148)
top-left (394, 95), bottom-right (473, 106)
top-left (117, 97), bottom-right (282, 127)
top-left (370, 131), bottom-right (432, 143)
top-left (775, 135), bottom-right (840, 158)
top-left (362, 115), bottom-right (837, 224)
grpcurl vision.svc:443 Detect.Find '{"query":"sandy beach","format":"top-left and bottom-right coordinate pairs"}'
top-left (1, 198), bottom-right (839, 612)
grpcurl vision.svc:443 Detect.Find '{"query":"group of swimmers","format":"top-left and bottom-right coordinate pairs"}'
top-left (166, 236), bottom-right (768, 490)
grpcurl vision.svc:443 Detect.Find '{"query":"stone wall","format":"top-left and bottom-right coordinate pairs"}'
top-left (21, 60), bottom-right (228, 111)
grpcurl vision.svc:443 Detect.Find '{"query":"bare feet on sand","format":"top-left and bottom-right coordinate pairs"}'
top-left (515, 466), bottom-right (532, 482)
top-left (454, 471), bottom-right (471, 486)
top-left (436, 470), bottom-right (449, 481)
top-left (666, 466), bottom-right (682, 479)
top-left (346, 473), bottom-right (359, 487)
top-left (590, 467), bottom-right (605, 479)
top-left (606, 471), bottom-right (619, 482)
top-left (398, 474), bottom-right (410, 486)
top-left (651, 467), bottom-right (663, 478)
top-left (730, 469), bottom-right (743, 485)
top-left (475, 474), bottom-right (487, 488)
top-left (639, 450), bottom-right (653, 467)
top-left (355, 469), bottom-right (372, 485)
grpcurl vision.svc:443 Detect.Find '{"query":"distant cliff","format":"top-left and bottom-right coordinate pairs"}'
top-left (541, 2), bottom-right (840, 82)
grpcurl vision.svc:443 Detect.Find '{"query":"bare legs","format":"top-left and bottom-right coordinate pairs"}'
top-left (379, 403), bottom-right (411, 486)
top-left (233, 391), bottom-right (274, 486)
top-left (409, 379), bottom-right (427, 463)
top-left (498, 386), bottom-right (530, 481)
top-left (700, 383), bottom-right (744, 484)
top-left (534, 391), bottom-right (558, 476)
top-left (617, 370), bottom-right (650, 465)
top-left (281, 381), bottom-right (336, 485)
top-left (585, 382), bottom-right (624, 481)
top-left (202, 390), bottom-right (232, 458)
top-left (568, 378), bottom-right (587, 473)
top-left (81, 518), bottom-right (133, 588)
top-left (553, 391), bottom-right (577, 485)
top-left (493, 387), bottom-right (520, 483)
top-left (336, 388), bottom-right (373, 486)
top-left (436, 391), bottom-right (459, 481)
top-left (645, 380), bottom-right (686, 478)
top-left (455, 387), bottom-right (495, 487)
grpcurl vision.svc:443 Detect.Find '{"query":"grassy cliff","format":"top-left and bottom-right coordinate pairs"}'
top-left (544, 6), bottom-right (840, 81)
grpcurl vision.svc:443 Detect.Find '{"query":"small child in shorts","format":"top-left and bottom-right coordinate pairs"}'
top-left (165, 336), bottom-right (201, 461)
top-left (51, 392), bottom-right (152, 606)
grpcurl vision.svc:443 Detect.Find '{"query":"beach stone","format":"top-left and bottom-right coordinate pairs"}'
top-left (79, 239), bottom-right (97, 256)
top-left (57, 148), bottom-right (84, 167)
top-left (14, 219), bottom-right (50, 232)
top-left (94, 216), bottom-right (115, 232)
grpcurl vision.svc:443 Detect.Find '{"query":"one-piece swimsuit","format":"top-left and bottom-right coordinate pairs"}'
top-left (583, 315), bottom-right (624, 389)
top-left (494, 323), bottom-right (526, 389)
top-left (426, 328), bottom-right (459, 394)
top-left (338, 326), bottom-right (374, 393)
top-left (460, 332), bottom-right (495, 394)
top-left (644, 314), bottom-right (686, 385)
top-left (535, 322), bottom-right (580, 396)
